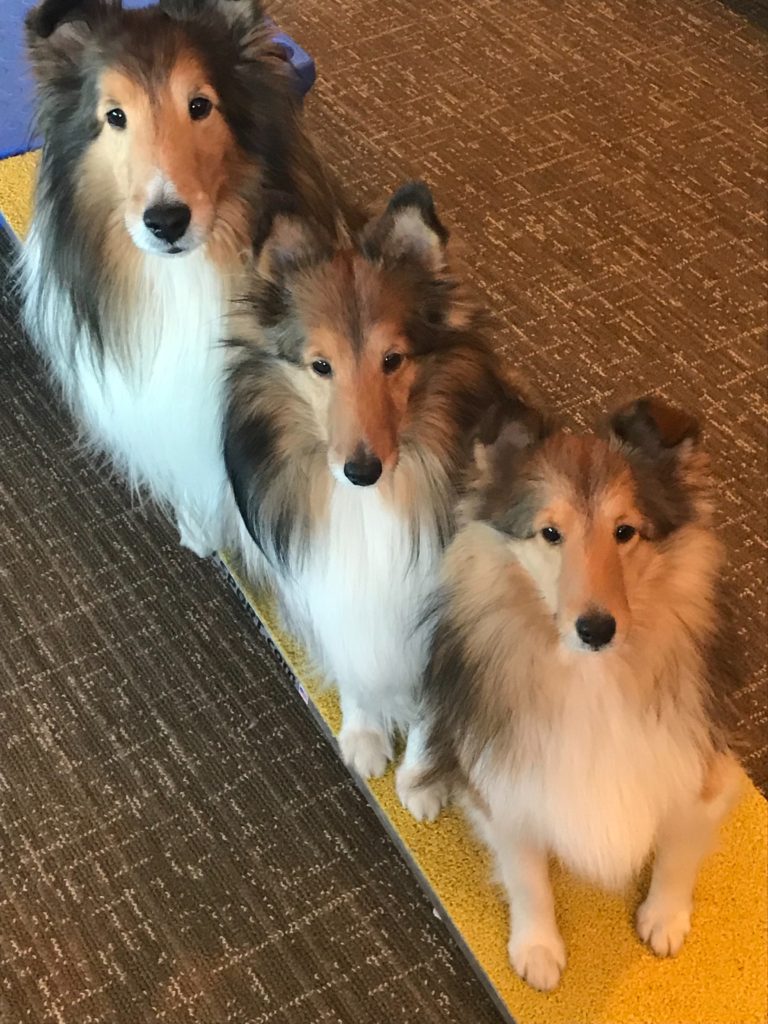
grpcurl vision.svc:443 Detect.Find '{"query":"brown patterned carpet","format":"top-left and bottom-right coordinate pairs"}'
top-left (0, 0), bottom-right (766, 1022)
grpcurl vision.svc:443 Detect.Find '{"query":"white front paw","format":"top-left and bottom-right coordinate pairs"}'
top-left (396, 765), bottom-right (448, 822)
top-left (636, 897), bottom-right (692, 957)
top-left (508, 933), bottom-right (567, 992)
top-left (339, 727), bottom-right (392, 779)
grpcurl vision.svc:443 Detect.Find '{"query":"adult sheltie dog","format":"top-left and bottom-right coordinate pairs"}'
top-left (225, 182), bottom-right (515, 778)
top-left (398, 396), bottom-right (742, 991)
top-left (20, 0), bottom-right (351, 555)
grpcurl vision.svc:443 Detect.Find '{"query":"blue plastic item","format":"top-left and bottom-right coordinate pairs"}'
top-left (0, 0), bottom-right (316, 160)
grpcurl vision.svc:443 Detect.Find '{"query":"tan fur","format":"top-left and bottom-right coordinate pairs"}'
top-left (89, 57), bottom-right (252, 270)
top-left (281, 251), bottom-right (498, 479)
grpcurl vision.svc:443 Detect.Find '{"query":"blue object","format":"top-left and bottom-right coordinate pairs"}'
top-left (0, 0), bottom-right (316, 161)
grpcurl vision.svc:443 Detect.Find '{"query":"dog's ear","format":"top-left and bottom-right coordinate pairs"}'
top-left (256, 207), bottom-right (331, 285)
top-left (609, 396), bottom-right (701, 458)
top-left (25, 0), bottom-right (109, 78)
top-left (362, 181), bottom-right (449, 274)
top-left (472, 391), bottom-right (553, 476)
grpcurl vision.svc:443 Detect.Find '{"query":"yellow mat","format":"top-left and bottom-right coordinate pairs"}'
top-left (0, 150), bottom-right (38, 238)
top-left (2, 152), bottom-right (766, 1024)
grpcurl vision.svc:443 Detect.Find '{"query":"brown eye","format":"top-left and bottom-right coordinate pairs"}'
top-left (615, 524), bottom-right (636, 544)
top-left (541, 526), bottom-right (562, 545)
top-left (311, 359), bottom-right (332, 377)
top-left (106, 108), bottom-right (126, 129)
top-left (189, 96), bottom-right (213, 121)
top-left (383, 352), bottom-right (404, 374)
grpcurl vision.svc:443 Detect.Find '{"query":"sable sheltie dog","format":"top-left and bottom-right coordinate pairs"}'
top-left (398, 396), bottom-right (743, 991)
top-left (225, 182), bottom-right (514, 778)
top-left (20, 0), bottom-right (351, 555)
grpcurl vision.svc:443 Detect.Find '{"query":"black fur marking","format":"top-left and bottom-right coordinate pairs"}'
top-left (225, 363), bottom-right (296, 567)
top-left (628, 457), bottom-right (695, 538)
top-left (416, 590), bottom-right (500, 791)
top-left (609, 397), bottom-right (702, 539)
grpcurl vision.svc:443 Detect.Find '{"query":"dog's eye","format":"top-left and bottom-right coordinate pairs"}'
top-left (615, 524), bottom-right (636, 544)
top-left (106, 108), bottom-right (127, 129)
top-left (383, 352), bottom-right (404, 374)
top-left (311, 359), bottom-right (332, 377)
top-left (189, 97), bottom-right (213, 121)
top-left (541, 526), bottom-right (562, 545)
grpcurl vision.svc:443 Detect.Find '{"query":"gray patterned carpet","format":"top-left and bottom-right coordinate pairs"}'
top-left (0, 0), bottom-right (766, 1021)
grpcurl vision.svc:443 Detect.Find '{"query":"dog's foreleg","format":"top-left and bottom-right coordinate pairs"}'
top-left (396, 722), bottom-right (449, 822)
top-left (337, 693), bottom-right (393, 780)
top-left (637, 752), bottom-right (743, 956)
top-left (495, 835), bottom-right (566, 992)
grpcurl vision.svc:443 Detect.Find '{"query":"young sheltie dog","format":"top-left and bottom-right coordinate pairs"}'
top-left (224, 182), bottom-right (515, 778)
top-left (398, 395), bottom-right (743, 991)
top-left (20, 0), bottom-right (352, 555)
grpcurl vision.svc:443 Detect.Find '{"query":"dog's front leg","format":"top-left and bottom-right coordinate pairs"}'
top-left (337, 693), bottom-right (393, 780)
top-left (637, 752), bottom-right (742, 956)
top-left (396, 722), bottom-right (449, 822)
top-left (495, 833), bottom-right (566, 991)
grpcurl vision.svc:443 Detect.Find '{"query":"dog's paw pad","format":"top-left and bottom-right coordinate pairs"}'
top-left (395, 766), bottom-right (447, 822)
top-left (636, 898), bottom-right (691, 957)
top-left (339, 728), bottom-right (391, 779)
top-left (508, 936), bottom-right (566, 992)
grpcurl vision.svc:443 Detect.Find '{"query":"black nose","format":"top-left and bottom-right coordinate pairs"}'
top-left (143, 203), bottom-right (191, 244)
top-left (343, 451), bottom-right (383, 487)
top-left (576, 610), bottom-right (616, 650)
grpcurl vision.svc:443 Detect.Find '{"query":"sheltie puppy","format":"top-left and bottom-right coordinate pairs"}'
top-left (224, 182), bottom-right (515, 778)
top-left (398, 395), bottom-right (743, 991)
top-left (20, 0), bottom-right (352, 556)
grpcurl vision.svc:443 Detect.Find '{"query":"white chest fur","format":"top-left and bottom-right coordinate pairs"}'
top-left (279, 479), bottom-right (441, 729)
top-left (478, 656), bottom-right (705, 890)
top-left (22, 229), bottom-right (233, 548)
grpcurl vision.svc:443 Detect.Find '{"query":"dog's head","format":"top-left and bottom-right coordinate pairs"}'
top-left (470, 396), bottom-right (711, 652)
top-left (247, 181), bottom-right (498, 488)
top-left (26, 0), bottom-right (295, 256)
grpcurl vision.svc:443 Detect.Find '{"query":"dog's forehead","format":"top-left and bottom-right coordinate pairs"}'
top-left (299, 254), bottom-right (411, 351)
top-left (538, 435), bottom-right (633, 507)
top-left (96, 13), bottom-right (212, 91)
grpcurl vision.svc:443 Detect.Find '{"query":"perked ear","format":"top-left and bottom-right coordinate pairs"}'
top-left (609, 396), bottom-right (701, 458)
top-left (25, 0), bottom-right (107, 75)
top-left (472, 391), bottom-right (553, 474)
top-left (362, 181), bottom-right (449, 273)
top-left (256, 206), bottom-right (331, 284)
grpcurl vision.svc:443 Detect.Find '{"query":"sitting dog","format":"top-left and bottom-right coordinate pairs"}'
top-left (225, 182), bottom-right (515, 777)
top-left (399, 395), bottom-right (742, 991)
top-left (20, 0), bottom-right (353, 555)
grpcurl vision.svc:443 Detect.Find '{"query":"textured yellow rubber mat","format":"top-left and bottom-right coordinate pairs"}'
top-left (2, 155), bottom-right (765, 1024)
